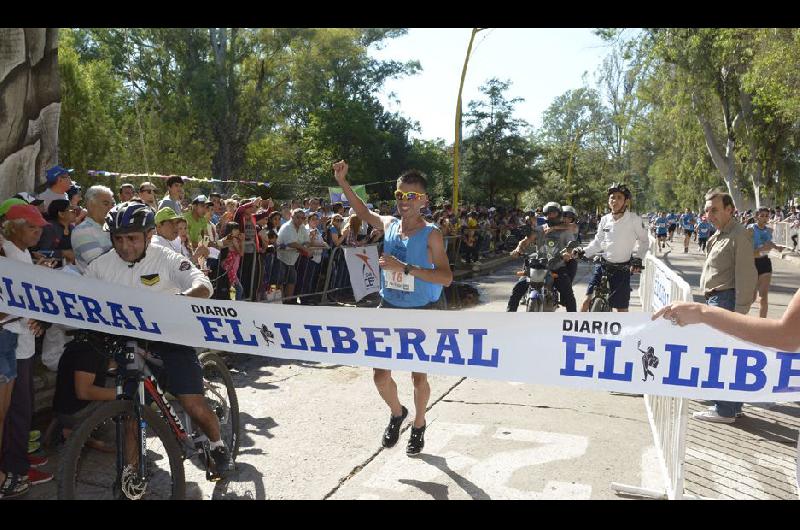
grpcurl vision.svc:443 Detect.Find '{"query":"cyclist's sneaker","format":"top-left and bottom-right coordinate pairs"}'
top-left (27, 454), bottom-right (48, 467)
top-left (27, 440), bottom-right (40, 454)
top-left (27, 468), bottom-right (53, 485)
top-left (208, 445), bottom-right (234, 481)
top-left (0, 473), bottom-right (30, 498)
top-left (381, 406), bottom-right (408, 448)
top-left (29, 430), bottom-right (41, 443)
top-left (406, 423), bottom-right (426, 456)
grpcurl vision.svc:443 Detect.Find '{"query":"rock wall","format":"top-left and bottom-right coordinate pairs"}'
top-left (0, 28), bottom-right (60, 198)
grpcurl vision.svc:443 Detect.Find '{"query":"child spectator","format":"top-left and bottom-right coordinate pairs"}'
top-left (222, 222), bottom-right (245, 300)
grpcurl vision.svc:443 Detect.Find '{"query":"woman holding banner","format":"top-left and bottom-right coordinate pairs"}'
top-left (653, 290), bottom-right (800, 494)
top-left (333, 160), bottom-right (452, 457)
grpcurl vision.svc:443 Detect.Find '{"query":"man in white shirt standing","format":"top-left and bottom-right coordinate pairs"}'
top-left (71, 186), bottom-right (115, 273)
top-left (576, 183), bottom-right (650, 312)
top-left (276, 208), bottom-right (311, 303)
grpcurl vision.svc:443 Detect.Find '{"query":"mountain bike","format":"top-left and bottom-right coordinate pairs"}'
top-left (57, 331), bottom-right (239, 499)
top-left (578, 255), bottom-right (643, 312)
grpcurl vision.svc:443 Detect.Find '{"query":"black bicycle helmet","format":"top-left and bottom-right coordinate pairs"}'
top-left (104, 201), bottom-right (156, 235)
top-left (607, 182), bottom-right (632, 199)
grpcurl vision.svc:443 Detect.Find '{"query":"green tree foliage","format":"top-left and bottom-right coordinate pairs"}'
top-left (461, 78), bottom-right (541, 206)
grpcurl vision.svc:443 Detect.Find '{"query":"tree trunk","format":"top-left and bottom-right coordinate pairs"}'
top-left (738, 88), bottom-right (762, 209)
top-left (692, 92), bottom-right (744, 209)
top-left (0, 28), bottom-right (60, 198)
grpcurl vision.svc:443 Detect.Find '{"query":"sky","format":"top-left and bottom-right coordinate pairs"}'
top-left (368, 28), bottom-right (613, 144)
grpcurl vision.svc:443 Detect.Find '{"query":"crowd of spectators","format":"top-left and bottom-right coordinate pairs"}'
top-left (0, 164), bottom-right (603, 498)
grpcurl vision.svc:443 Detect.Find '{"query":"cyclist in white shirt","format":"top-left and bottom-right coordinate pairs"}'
top-left (84, 202), bottom-right (233, 479)
top-left (575, 183), bottom-right (649, 312)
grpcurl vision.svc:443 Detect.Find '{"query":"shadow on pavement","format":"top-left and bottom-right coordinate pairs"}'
top-left (413, 453), bottom-right (491, 500)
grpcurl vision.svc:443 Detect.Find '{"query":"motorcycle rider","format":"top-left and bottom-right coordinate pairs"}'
top-left (506, 202), bottom-right (577, 312)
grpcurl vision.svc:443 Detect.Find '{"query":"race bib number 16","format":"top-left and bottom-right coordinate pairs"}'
top-left (384, 270), bottom-right (415, 292)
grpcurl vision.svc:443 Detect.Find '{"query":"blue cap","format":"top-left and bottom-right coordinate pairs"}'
top-left (45, 165), bottom-right (74, 184)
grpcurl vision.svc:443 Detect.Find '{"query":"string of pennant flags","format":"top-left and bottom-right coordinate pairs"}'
top-left (87, 170), bottom-right (399, 191)
top-left (87, 170), bottom-right (269, 186)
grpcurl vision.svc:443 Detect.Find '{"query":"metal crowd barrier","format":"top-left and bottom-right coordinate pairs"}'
top-left (770, 220), bottom-right (799, 250)
top-left (612, 234), bottom-right (696, 500)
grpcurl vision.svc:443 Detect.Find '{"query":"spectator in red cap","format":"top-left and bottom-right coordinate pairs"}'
top-left (0, 204), bottom-right (52, 498)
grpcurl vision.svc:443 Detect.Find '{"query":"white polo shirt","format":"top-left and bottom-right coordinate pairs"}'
top-left (276, 221), bottom-right (310, 267)
top-left (583, 210), bottom-right (650, 263)
top-left (85, 244), bottom-right (212, 296)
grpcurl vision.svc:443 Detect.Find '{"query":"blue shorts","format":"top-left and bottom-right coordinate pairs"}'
top-left (0, 329), bottom-right (19, 384)
top-left (586, 263), bottom-right (632, 309)
top-left (147, 342), bottom-right (204, 396)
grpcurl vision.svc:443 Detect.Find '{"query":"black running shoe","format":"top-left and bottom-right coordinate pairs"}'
top-left (208, 445), bottom-right (234, 481)
top-left (406, 423), bottom-right (426, 456)
top-left (381, 406), bottom-right (408, 448)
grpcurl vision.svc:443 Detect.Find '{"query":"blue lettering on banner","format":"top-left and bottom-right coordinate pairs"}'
top-left (773, 353), bottom-right (800, 393)
top-left (701, 347), bottom-right (727, 389)
top-left (1, 278), bottom-right (26, 309)
top-left (57, 290), bottom-right (85, 321)
top-left (304, 325), bottom-right (329, 353)
top-left (128, 305), bottom-right (161, 334)
top-left (394, 328), bottom-right (429, 361)
top-left (78, 295), bottom-right (111, 325)
top-left (226, 319), bottom-right (258, 346)
top-left (197, 316), bottom-right (230, 343)
top-left (20, 282), bottom-right (41, 312)
top-left (467, 329), bottom-right (499, 367)
top-left (362, 328), bottom-right (392, 358)
top-left (328, 326), bottom-right (358, 354)
top-left (561, 335), bottom-right (595, 378)
top-left (729, 349), bottom-right (767, 392)
top-left (275, 323), bottom-right (308, 351)
top-left (431, 329), bottom-right (465, 365)
top-left (597, 339), bottom-right (633, 381)
top-left (661, 344), bottom-right (699, 387)
top-left (34, 286), bottom-right (59, 315)
top-left (107, 302), bottom-right (137, 330)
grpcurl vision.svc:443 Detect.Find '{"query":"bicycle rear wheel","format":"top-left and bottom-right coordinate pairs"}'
top-left (57, 400), bottom-right (186, 500)
top-left (199, 351), bottom-right (240, 459)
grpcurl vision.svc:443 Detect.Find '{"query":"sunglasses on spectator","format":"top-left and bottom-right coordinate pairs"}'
top-left (294, 214), bottom-right (306, 219)
top-left (140, 188), bottom-right (155, 193)
top-left (394, 190), bottom-right (426, 201)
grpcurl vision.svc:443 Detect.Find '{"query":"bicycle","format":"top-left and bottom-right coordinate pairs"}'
top-left (577, 254), bottom-right (643, 312)
top-left (57, 331), bottom-right (240, 500)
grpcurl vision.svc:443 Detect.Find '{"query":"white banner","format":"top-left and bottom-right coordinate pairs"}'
top-left (1, 256), bottom-right (799, 402)
top-left (343, 246), bottom-right (380, 302)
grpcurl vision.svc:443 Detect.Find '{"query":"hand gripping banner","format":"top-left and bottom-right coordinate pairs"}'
top-left (1, 257), bottom-right (799, 402)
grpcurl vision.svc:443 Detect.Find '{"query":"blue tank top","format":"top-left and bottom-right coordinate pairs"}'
top-left (380, 219), bottom-right (443, 307)
top-left (749, 224), bottom-right (772, 250)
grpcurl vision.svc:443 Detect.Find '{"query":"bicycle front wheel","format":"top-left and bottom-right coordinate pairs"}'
top-left (590, 297), bottom-right (611, 313)
top-left (57, 400), bottom-right (186, 500)
top-left (199, 351), bottom-right (240, 459)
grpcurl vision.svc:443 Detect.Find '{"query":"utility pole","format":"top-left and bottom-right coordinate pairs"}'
top-left (453, 28), bottom-right (485, 213)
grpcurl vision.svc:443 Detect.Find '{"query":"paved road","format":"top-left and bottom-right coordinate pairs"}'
top-left (25, 243), bottom-right (800, 499)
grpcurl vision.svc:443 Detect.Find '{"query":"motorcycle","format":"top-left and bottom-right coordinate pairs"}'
top-left (521, 239), bottom-right (579, 312)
